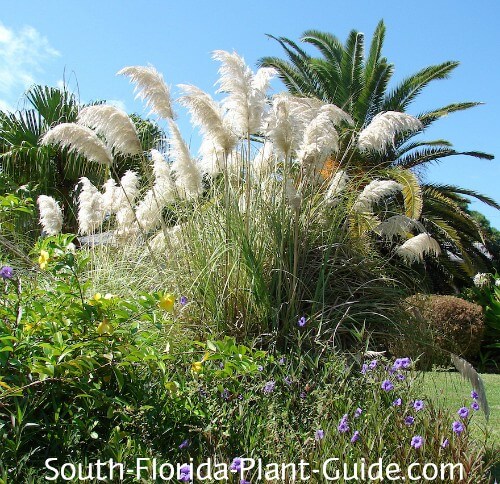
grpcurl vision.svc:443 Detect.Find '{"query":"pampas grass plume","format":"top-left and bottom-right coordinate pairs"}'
top-left (37, 195), bottom-right (63, 235)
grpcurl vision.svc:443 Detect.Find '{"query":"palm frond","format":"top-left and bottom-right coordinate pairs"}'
top-left (383, 61), bottom-right (460, 111)
top-left (418, 102), bottom-right (482, 128)
top-left (396, 147), bottom-right (494, 169)
top-left (385, 168), bottom-right (423, 219)
top-left (301, 29), bottom-right (343, 65)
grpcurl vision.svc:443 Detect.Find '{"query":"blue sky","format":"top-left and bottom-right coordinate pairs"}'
top-left (1, 0), bottom-right (499, 227)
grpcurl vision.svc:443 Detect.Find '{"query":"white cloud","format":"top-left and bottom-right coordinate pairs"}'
top-left (0, 21), bottom-right (60, 103)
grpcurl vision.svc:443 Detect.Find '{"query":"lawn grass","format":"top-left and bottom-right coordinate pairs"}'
top-left (421, 371), bottom-right (499, 480)
top-left (421, 371), bottom-right (499, 446)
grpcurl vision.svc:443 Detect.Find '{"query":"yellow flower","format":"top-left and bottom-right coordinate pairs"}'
top-left (38, 250), bottom-right (50, 270)
top-left (158, 293), bottom-right (175, 312)
top-left (191, 361), bottom-right (203, 373)
top-left (88, 293), bottom-right (102, 306)
top-left (97, 319), bottom-right (112, 335)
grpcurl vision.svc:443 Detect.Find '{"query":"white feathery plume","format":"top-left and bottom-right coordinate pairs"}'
top-left (77, 105), bottom-right (141, 156)
top-left (318, 104), bottom-right (354, 126)
top-left (297, 109), bottom-right (341, 172)
top-left (198, 138), bottom-right (242, 177)
top-left (77, 177), bottom-right (106, 235)
top-left (289, 97), bottom-right (325, 127)
top-left (168, 120), bottom-right (203, 199)
top-left (396, 233), bottom-right (441, 263)
top-left (353, 180), bottom-right (403, 213)
top-left (150, 149), bottom-right (176, 202)
top-left (357, 111), bottom-right (423, 153)
top-left (135, 152), bottom-right (176, 232)
top-left (374, 215), bottom-right (425, 240)
top-left (150, 224), bottom-right (184, 252)
top-left (102, 178), bottom-right (120, 213)
top-left (150, 230), bottom-right (167, 252)
top-left (198, 137), bottom-right (226, 175)
top-left (213, 50), bottom-right (275, 136)
top-left (41, 123), bottom-right (113, 165)
top-left (114, 170), bottom-right (140, 211)
top-left (178, 84), bottom-right (237, 153)
top-left (114, 170), bottom-right (140, 238)
top-left (251, 141), bottom-right (275, 177)
top-left (135, 189), bottom-right (162, 232)
top-left (285, 179), bottom-right (302, 210)
top-left (325, 170), bottom-right (349, 204)
top-left (37, 195), bottom-right (63, 235)
top-left (265, 93), bottom-right (304, 156)
top-left (117, 65), bottom-right (174, 120)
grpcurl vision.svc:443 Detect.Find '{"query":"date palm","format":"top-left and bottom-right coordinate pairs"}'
top-left (259, 21), bottom-right (498, 287)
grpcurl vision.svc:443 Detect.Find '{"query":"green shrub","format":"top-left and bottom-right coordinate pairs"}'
top-left (391, 295), bottom-right (484, 368)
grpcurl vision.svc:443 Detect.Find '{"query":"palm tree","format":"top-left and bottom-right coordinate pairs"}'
top-left (259, 21), bottom-right (498, 288)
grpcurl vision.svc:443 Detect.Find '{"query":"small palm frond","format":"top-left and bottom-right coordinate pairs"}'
top-left (257, 57), bottom-right (315, 97)
top-left (395, 139), bottom-right (452, 157)
top-left (384, 168), bottom-right (423, 219)
top-left (383, 61), bottom-right (460, 111)
top-left (25, 84), bottom-right (79, 126)
top-left (427, 184), bottom-right (500, 210)
top-left (418, 102), bottom-right (482, 128)
top-left (339, 31), bottom-right (365, 111)
top-left (301, 29), bottom-right (344, 66)
top-left (396, 147), bottom-right (494, 169)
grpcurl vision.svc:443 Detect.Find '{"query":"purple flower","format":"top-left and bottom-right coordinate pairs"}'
top-left (230, 458), bottom-right (242, 472)
top-left (397, 373), bottom-right (406, 381)
top-left (471, 390), bottom-right (479, 400)
top-left (257, 365), bottom-right (263, 371)
top-left (241, 480), bottom-right (251, 484)
top-left (393, 398), bottom-right (402, 407)
top-left (179, 464), bottom-right (191, 481)
top-left (278, 357), bottom-right (286, 365)
top-left (401, 357), bottom-right (412, 369)
top-left (381, 380), bottom-right (394, 391)
top-left (0, 266), bottom-right (13, 280)
top-left (299, 391), bottom-right (307, 399)
top-left (338, 414), bottom-right (349, 433)
top-left (404, 416), bottom-right (415, 426)
top-left (471, 401), bottom-right (480, 411)
top-left (361, 364), bottom-right (368, 374)
top-left (392, 358), bottom-right (404, 370)
top-left (354, 407), bottom-right (362, 418)
top-left (441, 438), bottom-right (449, 448)
top-left (298, 316), bottom-right (307, 327)
top-left (452, 421), bottom-right (464, 434)
top-left (314, 429), bottom-right (325, 441)
top-left (369, 359), bottom-right (378, 369)
top-left (413, 400), bottom-right (424, 412)
top-left (263, 380), bottom-right (275, 395)
top-left (221, 389), bottom-right (231, 400)
top-left (179, 439), bottom-right (190, 449)
top-left (411, 435), bottom-right (423, 449)
top-left (457, 407), bottom-right (469, 419)
top-left (350, 431), bottom-right (360, 443)
top-left (284, 376), bottom-right (292, 386)
top-left (179, 295), bottom-right (188, 305)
